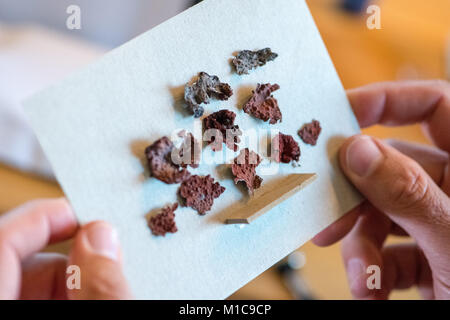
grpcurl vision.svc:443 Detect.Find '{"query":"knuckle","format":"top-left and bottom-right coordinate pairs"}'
top-left (390, 162), bottom-right (431, 211)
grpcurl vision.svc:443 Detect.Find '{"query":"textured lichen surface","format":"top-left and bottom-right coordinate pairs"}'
top-left (148, 203), bottom-right (178, 236)
top-left (243, 83), bottom-right (282, 124)
top-left (184, 72), bottom-right (233, 117)
top-left (203, 109), bottom-right (242, 152)
top-left (145, 137), bottom-right (191, 184)
top-left (179, 175), bottom-right (225, 215)
top-left (298, 120), bottom-right (322, 146)
top-left (231, 148), bottom-right (263, 194)
top-left (233, 48), bottom-right (278, 75)
top-left (272, 133), bottom-right (301, 164)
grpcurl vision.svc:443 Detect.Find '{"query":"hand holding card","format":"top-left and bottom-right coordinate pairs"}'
top-left (23, 0), bottom-right (361, 299)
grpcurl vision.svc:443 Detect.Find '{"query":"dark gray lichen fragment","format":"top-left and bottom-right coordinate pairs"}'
top-left (184, 72), bottom-right (233, 117)
top-left (232, 48), bottom-right (278, 75)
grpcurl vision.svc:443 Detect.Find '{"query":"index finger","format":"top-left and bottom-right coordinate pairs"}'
top-left (0, 198), bottom-right (78, 299)
top-left (347, 80), bottom-right (450, 153)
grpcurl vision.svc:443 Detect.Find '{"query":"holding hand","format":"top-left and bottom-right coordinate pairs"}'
top-left (314, 80), bottom-right (450, 299)
top-left (0, 198), bottom-right (132, 299)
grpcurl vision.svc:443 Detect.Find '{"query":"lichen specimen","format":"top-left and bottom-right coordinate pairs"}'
top-left (148, 203), bottom-right (178, 236)
top-left (272, 133), bottom-right (301, 163)
top-left (243, 83), bottom-right (282, 124)
top-left (173, 130), bottom-right (201, 168)
top-left (184, 72), bottom-right (233, 117)
top-left (179, 175), bottom-right (225, 215)
top-left (232, 48), bottom-right (278, 75)
top-left (203, 109), bottom-right (242, 152)
top-left (231, 148), bottom-right (263, 194)
top-left (145, 136), bottom-right (190, 184)
top-left (298, 120), bottom-right (322, 146)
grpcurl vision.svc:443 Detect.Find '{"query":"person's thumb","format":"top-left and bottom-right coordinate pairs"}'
top-left (339, 135), bottom-right (450, 253)
top-left (67, 221), bottom-right (132, 299)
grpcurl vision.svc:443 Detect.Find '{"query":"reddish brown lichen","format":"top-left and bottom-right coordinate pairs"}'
top-left (231, 148), bottom-right (263, 194)
top-left (233, 48), bottom-right (278, 75)
top-left (243, 83), bottom-right (282, 124)
top-left (179, 175), bottom-right (225, 215)
top-left (272, 133), bottom-right (301, 163)
top-left (298, 120), bottom-right (322, 146)
top-left (173, 131), bottom-right (201, 168)
top-left (145, 136), bottom-right (190, 184)
top-left (184, 72), bottom-right (233, 117)
top-left (148, 203), bottom-right (178, 236)
top-left (203, 109), bottom-right (242, 152)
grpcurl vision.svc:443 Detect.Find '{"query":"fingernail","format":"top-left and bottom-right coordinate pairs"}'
top-left (347, 258), bottom-right (368, 298)
top-left (85, 223), bottom-right (119, 261)
top-left (346, 136), bottom-right (383, 177)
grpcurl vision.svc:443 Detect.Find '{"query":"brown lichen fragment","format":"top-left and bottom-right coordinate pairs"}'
top-left (148, 203), bottom-right (178, 236)
top-left (298, 120), bottom-right (322, 146)
top-left (272, 133), bottom-right (301, 164)
top-left (173, 130), bottom-right (201, 168)
top-left (231, 148), bottom-right (263, 194)
top-left (203, 109), bottom-right (242, 152)
top-left (145, 137), bottom-right (190, 184)
top-left (184, 72), bottom-right (233, 117)
top-left (179, 175), bottom-right (225, 215)
top-left (243, 83), bottom-right (282, 124)
top-left (233, 48), bottom-right (278, 75)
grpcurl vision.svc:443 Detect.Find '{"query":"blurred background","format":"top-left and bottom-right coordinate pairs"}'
top-left (0, 0), bottom-right (449, 299)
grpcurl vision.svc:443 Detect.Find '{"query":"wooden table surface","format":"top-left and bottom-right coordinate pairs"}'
top-left (1, 0), bottom-right (449, 299)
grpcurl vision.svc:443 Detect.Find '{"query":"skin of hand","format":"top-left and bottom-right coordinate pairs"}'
top-left (313, 80), bottom-right (450, 300)
top-left (1, 81), bottom-right (448, 301)
top-left (0, 198), bottom-right (132, 299)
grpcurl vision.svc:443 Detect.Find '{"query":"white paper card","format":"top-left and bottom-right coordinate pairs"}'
top-left (24, 0), bottom-right (362, 299)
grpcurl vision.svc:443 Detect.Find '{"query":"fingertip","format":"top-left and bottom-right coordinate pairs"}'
top-left (85, 221), bottom-right (120, 261)
top-left (340, 135), bottom-right (385, 180)
top-left (4, 198), bottom-right (79, 244)
top-left (311, 233), bottom-right (331, 247)
top-left (339, 134), bottom-right (365, 166)
top-left (47, 198), bottom-right (78, 242)
top-left (56, 197), bottom-right (77, 223)
top-left (68, 221), bottom-right (131, 300)
top-left (312, 206), bottom-right (361, 247)
top-left (346, 258), bottom-right (374, 299)
top-left (346, 85), bottom-right (386, 128)
top-left (74, 221), bottom-right (120, 261)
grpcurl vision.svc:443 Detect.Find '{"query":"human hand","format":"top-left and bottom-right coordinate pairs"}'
top-left (0, 198), bottom-right (132, 299)
top-left (313, 80), bottom-right (450, 299)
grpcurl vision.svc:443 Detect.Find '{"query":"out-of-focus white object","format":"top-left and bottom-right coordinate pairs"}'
top-left (0, 24), bottom-right (105, 177)
top-left (0, 0), bottom-right (191, 47)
